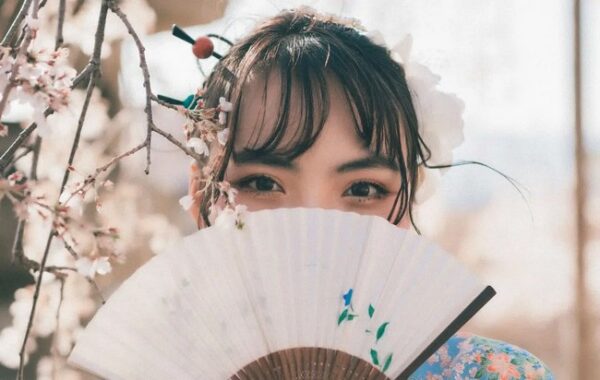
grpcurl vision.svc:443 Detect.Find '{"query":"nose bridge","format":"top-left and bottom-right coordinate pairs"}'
top-left (296, 175), bottom-right (333, 209)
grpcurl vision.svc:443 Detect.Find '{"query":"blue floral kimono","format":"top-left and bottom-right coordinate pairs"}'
top-left (409, 330), bottom-right (555, 380)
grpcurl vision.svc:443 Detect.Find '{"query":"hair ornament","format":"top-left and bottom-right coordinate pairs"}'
top-left (157, 93), bottom-right (200, 109)
top-left (171, 25), bottom-right (233, 60)
top-left (362, 29), bottom-right (466, 204)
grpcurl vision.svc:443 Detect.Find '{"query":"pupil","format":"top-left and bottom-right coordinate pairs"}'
top-left (256, 177), bottom-right (274, 191)
top-left (352, 183), bottom-right (370, 197)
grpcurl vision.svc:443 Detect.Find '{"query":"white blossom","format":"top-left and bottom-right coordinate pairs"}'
top-left (75, 257), bottom-right (112, 279)
top-left (186, 137), bottom-right (209, 156)
top-left (217, 127), bottom-right (229, 145)
top-left (219, 96), bottom-right (233, 112)
top-left (178, 194), bottom-right (194, 211)
top-left (214, 204), bottom-right (247, 229)
top-left (367, 32), bottom-right (466, 204)
top-left (218, 97), bottom-right (233, 125)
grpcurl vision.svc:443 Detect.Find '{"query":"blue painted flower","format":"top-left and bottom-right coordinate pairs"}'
top-left (343, 288), bottom-right (353, 306)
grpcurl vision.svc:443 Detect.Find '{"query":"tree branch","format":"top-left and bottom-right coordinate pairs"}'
top-left (0, 0), bottom-right (33, 47)
top-left (16, 2), bottom-right (109, 378)
top-left (107, 0), bottom-right (154, 174)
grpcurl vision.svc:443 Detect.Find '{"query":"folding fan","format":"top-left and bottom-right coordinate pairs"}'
top-left (67, 207), bottom-right (495, 380)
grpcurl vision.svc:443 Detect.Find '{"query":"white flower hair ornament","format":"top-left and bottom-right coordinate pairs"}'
top-left (365, 31), bottom-right (466, 204)
top-left (160, 25), bottom-right (245, 229)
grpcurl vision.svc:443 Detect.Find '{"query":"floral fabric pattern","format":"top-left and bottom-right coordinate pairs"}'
top-left (409, 330), bottom-right (555, 380)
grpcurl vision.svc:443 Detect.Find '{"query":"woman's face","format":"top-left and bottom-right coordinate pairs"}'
top-left (188, 71), bottom-right (410, 229)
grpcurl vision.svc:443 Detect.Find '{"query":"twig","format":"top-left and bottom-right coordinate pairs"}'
top-left (50, 276), bottom-right (66, 379)
top-left (16, 2), bottom-right (109, 378)
top-left (150, 94), bottom-right (180, 111)
top-left (88, 277), bottom-right (106, 304)
top-left (54, 0), bottom-right (66, 49)
top-left (0, 22), bottom-right (35, 122)
top-left (10, 216), bottom-right (27, 266)
top-left (0, 0), bottom-right (33, 47)
top-left (61, 238), bottom-right (79, 259)
top-left (58, 71), bottom-right (99, 196)
top-left (29, 136), bottom-right (41, 180)
top-left (9, 135), bottom-right (43, 270)
top-left (59, 141), bottom-right (147, 206)
top-left (1, 144), bottom-right (34, 177)
top-left (107, 0), bottom-right (154, 174)
top-left (150, 123), bottom-right (204, 161)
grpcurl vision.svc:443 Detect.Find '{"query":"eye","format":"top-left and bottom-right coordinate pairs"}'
top-left (236, 175), bottom-right (284, 193)
top-left (343, 181), bottom-right (389, 199)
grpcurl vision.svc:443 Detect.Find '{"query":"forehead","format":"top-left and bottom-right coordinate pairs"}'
top-left (233, 68), bottom-right (362, 153)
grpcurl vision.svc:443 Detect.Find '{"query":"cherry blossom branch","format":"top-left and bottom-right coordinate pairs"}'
top-left (54, 0), bottom-right (66, 49)
top-left (16, 2), bottom-right (109, 378)
top-left (150, 94), bottom-right (180, 111)
top-left (0, 58), bottom-right (96, 175)
top-left (106, 0), bottom-right (154, 174)
top-left (0, 19), bottom-right (36, 123)
top-left (151, 124), bottom-right (204, 159)
top-left (1, 144), bottom-right (33, 177)
top-left (50, 276), bottom-right (66, 378)
top-left (0, 0), bottom-right (33, 47)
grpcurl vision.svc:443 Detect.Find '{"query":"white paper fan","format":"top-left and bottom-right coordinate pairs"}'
top-left (67, 207), bottom-right (495, 380)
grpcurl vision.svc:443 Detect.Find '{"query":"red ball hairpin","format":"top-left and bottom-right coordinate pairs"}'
top-left (171, 24), bottom-right (233, 60)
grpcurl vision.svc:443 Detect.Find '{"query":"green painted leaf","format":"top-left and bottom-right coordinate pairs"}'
top-left (347, 314), bottom-right (356, 321)
top-left (376, 322), bottom-right (390, 342)
top-left (370, 349), bottom-right (379, 366)
top-left (475, 368), bottom-right (484, 378)
top-left (337, 308), bottom-right (349, 325)
top-left (382, 353), bottom-right (393, 372)
top-left (511, 357), bottom-right (525, 365)
top-left (368, 304), bottom-right (375, 318)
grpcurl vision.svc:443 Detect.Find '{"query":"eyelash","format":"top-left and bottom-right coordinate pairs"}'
top-left (343, 181), bottom-right (390, 201)
top-left (234, 174), bottom-right (285, 198)
top-left (234, 175), bottom-right (390, 201)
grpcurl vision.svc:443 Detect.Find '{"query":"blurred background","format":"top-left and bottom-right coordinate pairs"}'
top-left (1, 0), bottom-right (598, 378)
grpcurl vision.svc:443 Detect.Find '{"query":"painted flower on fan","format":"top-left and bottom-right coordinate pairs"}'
top-left (343, 288), bottom-right (353, 306)
top-left (337, 288), bottom-right (359, 325)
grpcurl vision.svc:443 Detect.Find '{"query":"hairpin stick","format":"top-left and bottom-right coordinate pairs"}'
top-left (171, 25), bottom-right (195, 44)
top-left (171, 24), bottom-right (224, 60)
top-left (157, 94), bottom-right (199, 109)
top-left (206, 33), bottom-right (233, 46)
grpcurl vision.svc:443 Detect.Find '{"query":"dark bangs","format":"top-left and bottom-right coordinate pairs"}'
top-left (201, 9), bottom-right (428, 227)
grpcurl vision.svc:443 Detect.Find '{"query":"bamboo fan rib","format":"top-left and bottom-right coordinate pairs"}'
top-left (68, 207), bottom-right (495, 380)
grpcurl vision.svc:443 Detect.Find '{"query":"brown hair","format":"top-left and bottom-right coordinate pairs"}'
top-left (196, 8), bottom-right (504, 231)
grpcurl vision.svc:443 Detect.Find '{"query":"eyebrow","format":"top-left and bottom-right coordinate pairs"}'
top-left (335, 155), bottom-right (399, 173)
top-left (233, 150), bottom-right (399, 172)
top-left (233, 150), bottom-right (298, 170)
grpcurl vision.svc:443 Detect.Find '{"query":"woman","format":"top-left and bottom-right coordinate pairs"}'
top-left (184, 8), bottom-right (555, 379)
